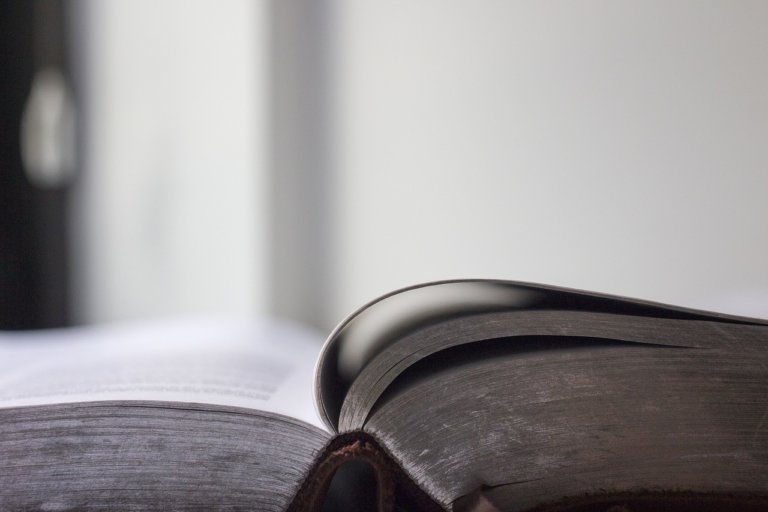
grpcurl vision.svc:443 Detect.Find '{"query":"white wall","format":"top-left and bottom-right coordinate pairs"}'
top-left (322, 1), bottom-right (768, 325)
top-left (69, 1), bottom-right (768, 328)
top-left (72, 0), bottom-right (269, 323)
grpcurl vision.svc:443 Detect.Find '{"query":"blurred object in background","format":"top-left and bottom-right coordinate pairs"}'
top-left (0, 0), bottom-right (74, 329)
top-left (2, 1), bottom-right (767, 332)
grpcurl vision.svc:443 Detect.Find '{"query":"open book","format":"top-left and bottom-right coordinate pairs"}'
top-left (2, 280), bottom-right (768, 512)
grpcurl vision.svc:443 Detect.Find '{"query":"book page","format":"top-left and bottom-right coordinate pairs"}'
top-left (0, 317), bottom-right (325, 429)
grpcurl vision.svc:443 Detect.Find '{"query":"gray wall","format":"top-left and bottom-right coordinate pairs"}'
top-left (315, 1), bottom-right (768, 327)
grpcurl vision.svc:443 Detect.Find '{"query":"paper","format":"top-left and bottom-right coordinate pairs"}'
top-left (0, 317), bottom-right (325, 429)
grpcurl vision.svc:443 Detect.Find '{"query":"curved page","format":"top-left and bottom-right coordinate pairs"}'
top-left (0, 316), bottom-right (325, 429)
top-left (316, 279), bottom-right (767, 431)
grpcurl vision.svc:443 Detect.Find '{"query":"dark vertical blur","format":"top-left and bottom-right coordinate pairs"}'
top-left (270, 0), bottom-right (336, 331)
top-left (0, 0), bottom-right (73, 329)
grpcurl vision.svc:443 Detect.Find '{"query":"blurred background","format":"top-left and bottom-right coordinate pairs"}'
top-left (2, 0), bottom-right (767, 332)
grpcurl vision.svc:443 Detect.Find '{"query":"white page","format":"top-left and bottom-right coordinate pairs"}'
top-left (0, 317), bottom-right (325, 429)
